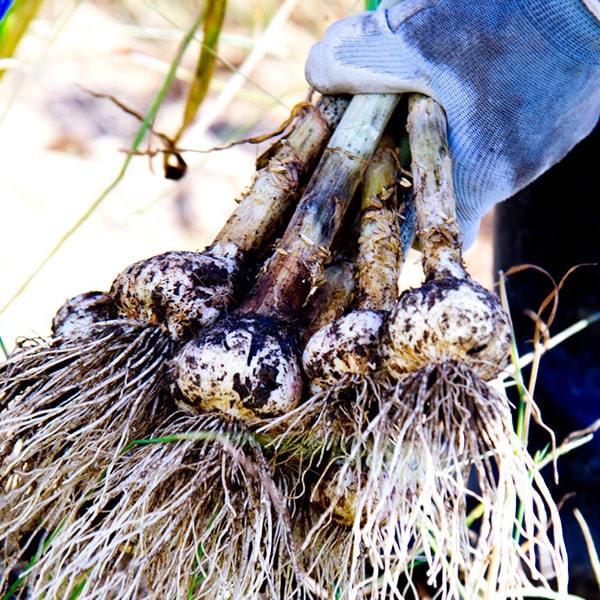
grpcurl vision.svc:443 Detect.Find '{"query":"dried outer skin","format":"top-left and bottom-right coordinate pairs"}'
top-left (303, 260), bottom-right (356, 341)
top-left (407, 94), bottom-right (465, 280)
top-left (110, 250), bottom-right (238, 341)
top-left (355, 138), bottom-right (402, 312)
top-left (174, 315), bottom-right (302, 420)
top-left (212, 96), bottom-right (350, 258)
top-left (52, 291), bottom-right (115, 338)
top-left (242, 94), bottom-right (400, 319)
top-left (303, 310), bottom-right (387, 390)
top-left (383, 276), bottom-right (512, 380)
top-left (310, 460), bottom-right (405, 528)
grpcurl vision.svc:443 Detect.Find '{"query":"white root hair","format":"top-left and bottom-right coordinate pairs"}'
top-left (4, 410), bottom-right (311, 599)
top-left (0, 320), bottom-right (173, 595)
top-left (263, 365), bottom-right (568, 599)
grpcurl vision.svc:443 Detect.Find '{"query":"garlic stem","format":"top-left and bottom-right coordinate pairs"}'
top-left (240, 94), bottom-right (399, 318)
top-left (302, 134), bottom-right (404, 387)
top-left (383, 94), bottom-right (512, 380)
top-left (407, 94), bottom-right (464, 280)
top-left (355, 135), bottom-right (402, 312)
top-left (211, 96), bottom-right (350, 260)
top-left (303, 260), bottom-right (356, 341)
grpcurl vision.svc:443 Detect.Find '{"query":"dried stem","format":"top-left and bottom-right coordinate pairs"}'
top-left (303, 260), bottom-right (356, 340)
top-left (407, 94), bottom-right (464, 280)
top-left (355, 135), bottom-right (402, 311)
top-left (211, 96), bottom-right (349, 260)
top-left (301, 133), bottom-right (405, 388)
top-left (241, 94), bottom-right (399, 318)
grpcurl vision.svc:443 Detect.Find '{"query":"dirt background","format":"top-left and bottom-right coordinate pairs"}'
top-left (0, 0), bottom-right (493, 350)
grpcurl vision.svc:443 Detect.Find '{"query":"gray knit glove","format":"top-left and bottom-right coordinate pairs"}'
top-left (306, 0), bottom-right (600, 246)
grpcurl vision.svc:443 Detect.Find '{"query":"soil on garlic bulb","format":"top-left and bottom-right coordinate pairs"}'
top-left (51, 290), bottom-right (114, 337)
top-left (383, 274), bottom-right (512, 381)
top-left (174, 315), bottom-right (303, 422)
top-left (111, 249), bottom-right (240, 340)
top-left (302, 309), bottom-right (387, 391)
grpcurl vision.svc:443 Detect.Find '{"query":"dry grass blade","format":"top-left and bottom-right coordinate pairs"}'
top-left (573, 508), bottom-right (600, 592)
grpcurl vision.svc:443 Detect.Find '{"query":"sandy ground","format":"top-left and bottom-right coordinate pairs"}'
top-left (0, 0), bottom-right (493, 351)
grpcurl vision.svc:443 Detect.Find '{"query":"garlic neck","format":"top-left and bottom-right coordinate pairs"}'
top-left (207, 242), bottom-right (243, 267)
top-left (419, 223), bottom-right (466, 281)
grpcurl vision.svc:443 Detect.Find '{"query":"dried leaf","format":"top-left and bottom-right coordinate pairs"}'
top-left (174, 0), bottom-right (227, 142)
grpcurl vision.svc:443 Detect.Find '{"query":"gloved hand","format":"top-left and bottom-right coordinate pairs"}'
top-left (306, 0), bottom-right (600, 247)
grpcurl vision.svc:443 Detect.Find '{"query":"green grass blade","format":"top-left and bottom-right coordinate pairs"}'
top-left (67, 576), bottom-right (88, 600)
top-left (127, 430), bottom-right (251, 450)
top-left (174, 0), bottom-right (227, 142)
top-left (0, 0), bottom-right (44, 79)
top-left (0, 9), bottom-right (204, 317)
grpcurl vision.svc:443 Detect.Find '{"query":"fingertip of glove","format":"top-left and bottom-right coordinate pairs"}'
top-left (305, 42), bottom-right (335, 93)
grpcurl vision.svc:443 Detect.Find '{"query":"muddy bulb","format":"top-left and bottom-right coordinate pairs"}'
top-left (311, 461), bottom-right (401, 527)
top-left (110, 250), bottom-right (239, 340)
top-left (52, 291), bottom-right (114, 338)
top-left (383, 277), bottom-right (512, 380)
top-left (174, 315), bottom-right (303, 420)
top-left (312, 464), bottom-right (363, 527)
top-left (303, 310), bottom-right (386, 390)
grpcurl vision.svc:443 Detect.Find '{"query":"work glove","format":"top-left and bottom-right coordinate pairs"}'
top-left (306, 0), bottom-right (600, 247)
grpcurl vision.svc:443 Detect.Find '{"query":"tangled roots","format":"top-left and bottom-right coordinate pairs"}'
top-left (261, 379), bottom-right (403, 597)
top-left (2, 410), bottom-right (306, 599)
top-left (361, 363), bottom-right (567, 598)
top-left (266, 366), bottom-right (568, 599)
top-left (0, 321), bottom-right (173, 594)
top-left (0, 325), bottom-right (569, 598)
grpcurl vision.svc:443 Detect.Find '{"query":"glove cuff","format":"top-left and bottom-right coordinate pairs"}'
top-left (519, 0), bottom-right (600, 65)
